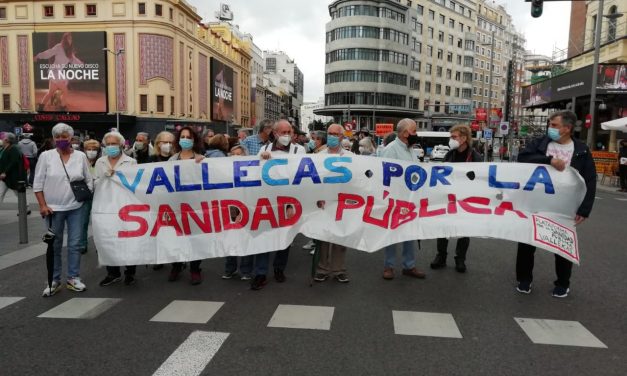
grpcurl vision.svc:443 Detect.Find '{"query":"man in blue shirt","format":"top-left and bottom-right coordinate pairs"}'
top-left (241, 119), bottom-right (273, 156)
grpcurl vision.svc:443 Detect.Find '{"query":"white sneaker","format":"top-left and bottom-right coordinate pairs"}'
top-left (66, 277), bottom-right (87, 292)
top-left (42, 281), bottom-right (61, 297)
top-left (302, 240), bottom-right (315, 250)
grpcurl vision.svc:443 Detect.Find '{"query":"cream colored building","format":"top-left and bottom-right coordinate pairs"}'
top-left (0, 0), bottom-right (252, 138)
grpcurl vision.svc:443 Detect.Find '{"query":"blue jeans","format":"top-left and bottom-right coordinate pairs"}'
top-left (254, 247), bottom-right (290, 276)
top-left (225, 256), bottom-right (253, 275)
top-left (384, 240), bottom-right (416, 269)
top-left (49, 206), bottom-right (84, 281)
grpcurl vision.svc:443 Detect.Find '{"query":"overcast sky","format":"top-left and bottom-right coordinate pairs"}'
top-left (187, 0), bottom-right (571, 102)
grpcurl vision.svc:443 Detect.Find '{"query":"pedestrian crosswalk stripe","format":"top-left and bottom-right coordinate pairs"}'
top-left (514, 318), bottom-right (607, 348)
top-left (150, 300), bottom-right (224, 324)
top-left (615, 198), bottom-right (627, 201)
top-left (393, 311), bottom-right (463, 338)
top-left (268, 304), bottom-right (335, 330)
top-left (152, 331), bottom-right (229, 376)
top-left (38, 297), bottom-right (122, 319)
top-left (0, 297), bottom-right (25, 311)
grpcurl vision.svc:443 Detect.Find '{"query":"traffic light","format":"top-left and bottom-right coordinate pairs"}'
top-left (530, 0), bottom-right (543, 18)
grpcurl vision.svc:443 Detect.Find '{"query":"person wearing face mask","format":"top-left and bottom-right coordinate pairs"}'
top-left (168, 126), bottom-right (205, 285)
top-left (242, 119), bottom-right (273, 156)
top-left (252, 120), bottom-right (306, 290)
top-left (618, 139), bottom-right (627, 192)
top-left (515, 110), bottom-right (596, 298)
top-left (358, 136), bottom-right (376, 156)
top-left (308, 131), bottom-right (327, 154)
top-left (149, 131), bottom-right (176, 163)
top-left (126, 132), bottom-right (152, 164)
top-left (70, 136), bottom-right (82, 151)
top-left (430, 124), bottom-right (482, 273)
top-left (94, 132), bottom-right (139, 287)
top-left (381, 119), bottom-right (426, 280)
top-left (77, 139), bottom-right (101, 254)
top-left (34, 123), bottom-right (93, 296)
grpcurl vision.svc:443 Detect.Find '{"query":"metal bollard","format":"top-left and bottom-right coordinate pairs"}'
top-left (17, 181), bottom-right (29, 244)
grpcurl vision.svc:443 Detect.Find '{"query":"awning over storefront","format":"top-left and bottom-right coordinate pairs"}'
top-left (601, 117), bottom-right (627, 132)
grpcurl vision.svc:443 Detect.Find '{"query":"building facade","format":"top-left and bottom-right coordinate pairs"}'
top-left (263, 50), bottom-right (304, 126)
top-left (300, 98), bottom-right (333, 132)
top-left (0, 0), bottom-right (252, 139)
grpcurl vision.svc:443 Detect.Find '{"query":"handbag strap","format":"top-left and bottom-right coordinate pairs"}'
top-left (59, 152), bottom-right (72, 182)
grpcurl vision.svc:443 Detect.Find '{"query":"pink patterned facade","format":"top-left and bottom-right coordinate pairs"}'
top-left (138, 34), bottom-right (174, 88)
top-left (179, 42), bottom-right (185, 114)
top-left (0, 36), bottom-right (8, 86)
top-left (17, 35), bottom-right (31, 108)
top-left (198, 53), bottom-right (208, 117)
top-left (114, 33), bottom-right (127, 112)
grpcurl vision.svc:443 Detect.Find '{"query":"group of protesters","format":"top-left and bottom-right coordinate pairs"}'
top-left (0, 109), bottom-right (595, 299)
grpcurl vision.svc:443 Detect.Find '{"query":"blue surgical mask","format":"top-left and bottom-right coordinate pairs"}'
top-left (308, 140), bottom-right (316, 150)
top-left (327, 135), bottom-right (340, 148)
top-left (547, 128), bottom-right (561, 141)
top-left (105, 145), bottom-right (121, 158)
top-left (179, 138), bottom-right (193, 150)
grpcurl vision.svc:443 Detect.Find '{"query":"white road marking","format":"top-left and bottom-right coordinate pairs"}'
top-left (268, 304), bottom-right (334, 330)
top-left (0, 297), bottom-right (25, 311)
top-left (515, 317), bottom-right (607, 348)
top-left (38, 297), bottom-right (121, 319)
top-left (615, 198), bottom-right (627, 201)
top-left (0, 244), bottom-right (46, 271)
top-left (152, 331), bottom-right (229, 376)
top-left (150, 300), bottom-right (224, 324)
top-left (393, 311), bottom-right (463, 338)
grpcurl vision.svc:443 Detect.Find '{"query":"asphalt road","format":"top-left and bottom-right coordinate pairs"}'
top-left (0, 189), bottom-right (625, 376)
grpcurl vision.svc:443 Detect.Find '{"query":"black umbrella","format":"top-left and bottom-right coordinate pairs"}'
top-left (42, 215), bottom-right (56, 297)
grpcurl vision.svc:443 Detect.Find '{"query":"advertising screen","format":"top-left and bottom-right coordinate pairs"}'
top-left (32, 32), bottom-right (107, 113)
top-left (210, 57), bottom-right (234, 121)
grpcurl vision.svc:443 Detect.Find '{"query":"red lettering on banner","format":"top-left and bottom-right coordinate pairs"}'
top-left (363, 195), bottom-right (393, 228)
top-left (220, 200), bottom-right (249, 230)
top-left (389, 199), bottom-right (417, 229)
top-left (118, 204), bottom-right (150, 238)
top-left (335, 193), bottom-right (365, 221)
top-left (458, 196), bottom-right (492, 214)
top-left (494, 201), bottom-right (528, 219)
top-left (150, 204), bottom-right (183, 236)
top-left (419, 198), bottom-right (446, 217)
top-left (277, 196), bottom-right (302, 227)
top-left (181, 202), bottom-right (212, 235)
top-left (211, 200), bottom-right (222, 233)
top-left (447, 194), bottom-right (458, 214)
top-left (250, 198), bottom-right (278, 230)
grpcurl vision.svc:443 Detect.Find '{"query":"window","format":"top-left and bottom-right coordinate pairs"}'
top-left (140, 95), bottom-right (148, 112)
top-left (425, 63), bottom-right (432, 74)
top-left (608, 6), bottom-right (618, 42)
top-left (417, 5), bottom-right (423, 15)
top-left (2, 94), bottom-right (9, 111)
top-left (169, 7), bottom-right (174, 20)
top-left (426, 45), bottom-right (432, 57)
top-left (428, 27), bottom-right (433, 39)
top-left (446, 69), bottom-right (452, 79)
top-left (86, 4), bottom-right (97, 16)
top-left (447, 52), bottom-right (453, 62)
top-left (455, 88), bottom-right (460, 98)
top-left (437, 49), bottom-right (443, 59)
top-left (449, 19), bottom-right (455, 28)
top-left (170, 96), bottom-right (175, 115)
top-left (138, 2), bottom-right (146, 15)
top-left (44, 5), bottom-right (54, 17)
top-left (436, 66), bottom-right (442, 77)
top-left (445, 86), bottom-right (451, 96)
top-left (156, 95), bottom-right (164, 113)
top-left (425, 81), bottom-right (431, 92)
top-left (448, 35), bottom-right (453, 46)
top-left (438, 31), bottom-right (444, 42)
top-left (65, 5), bottom-right (75, 17)
top-left (435, 84), bottom-right (442, 94)
top-left (459, 22), bottom-right (464, 32)
top-left (0, 7), bottom-right (6, 19)
top-left (439, 14), bottom-right (445, 24)
top-left (155, 4), bottom-right (163, 16)
top-left (429, 10), bottom-right (434, 20)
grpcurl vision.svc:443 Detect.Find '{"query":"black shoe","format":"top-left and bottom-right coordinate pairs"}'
top-left (251, 275), bottom-right (267, 290)
top-left (454, 257), bottom-right (466, 273)
top-left (274, 269), bottom-right (286, 283)
top-left (99, 274), bottom-right (122, 286)
top-left (430, 253), bottom-right (447, 269)
top-left (124, 274), bottom-right (136, 285)
top-left (152, 264), bottom-right (164, 271)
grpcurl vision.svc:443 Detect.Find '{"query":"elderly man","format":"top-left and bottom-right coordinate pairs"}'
top-left (251, 120), bottom-right (306, 290)
top-left (381, 118), bottom-right (426, 280)
top-left (313, 123), bottom-right (352, 283)
top-left (237, 129), bottom-right (249, 142)
top-left (126, 132), bottom-right (152, 164)
top-left (515, 110), bottom-right (595, 298)
top-left (242, 119), bottom-right (273, 156)
top-left (0, 132), bottom-right (27, 203)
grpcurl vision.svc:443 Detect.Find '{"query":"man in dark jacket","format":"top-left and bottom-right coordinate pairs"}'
top-left (0, 132), bottom-right (26, 203)
top-left (431, 124), bottom-right (482, 273)
top-left (515, 110), bottom-right (596, 298)
top-left (618, 139), bottom-right (627, 192)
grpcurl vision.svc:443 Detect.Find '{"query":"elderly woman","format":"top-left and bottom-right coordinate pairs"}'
top-left (307, 131), bottom-right (327, 154)
top-left (358, 136), bottom-right (377, 155)
top-left (0, 132), bottom-right (27, 203)
top-left (204, 134), bottom-right (229, 158)
top-left (94, 132), bottom-right (138, 286)
top-left (149, 131), bottom-right (176, 162)
top-left (34, 123), bottom-right (93, 296)
top-left (78, 139), bottom-right (101, 254)
top-left (169, 126), bottom-right (205, 285)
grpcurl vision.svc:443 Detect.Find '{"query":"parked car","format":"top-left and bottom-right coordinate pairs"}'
top-left (430, 145), bottom-right (449, 161)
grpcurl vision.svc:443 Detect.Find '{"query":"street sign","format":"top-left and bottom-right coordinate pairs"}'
top-left (500, 121), bottom-right (509, 136)
top-left (585, 114), bottom-right (592, 129)
top-left (375, 123), bottom-right (394, 136)
top-left (14, 127), bottom-right (22, 136)
top-left (476, 131), bottom-right (483, 139)
top-left (484, 129), bottom-right (493, 140)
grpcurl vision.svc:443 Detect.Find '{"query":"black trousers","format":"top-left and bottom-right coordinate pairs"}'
top-left (106, 265), bottom-right (136, 276)
top-left (619, 165), bottom-right (627, 189)
top-left (172, 261), bottom-right (201, 273)
top-left (516, 243), bottom-right (572, 288)
top-left (437, 237), bottom-right (469, 259)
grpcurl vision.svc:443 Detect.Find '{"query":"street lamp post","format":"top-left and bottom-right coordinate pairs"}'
top-left (102, 48), bottom-right (125, 134)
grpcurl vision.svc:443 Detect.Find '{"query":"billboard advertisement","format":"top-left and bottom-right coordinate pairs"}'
top-left (597, 64), bottom-right (627, 94)
top-left (210, 57), bottom-right (234, 122)
top-left (33, 32), bottom-right (107, 113)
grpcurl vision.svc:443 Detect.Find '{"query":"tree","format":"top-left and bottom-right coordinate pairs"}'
top-left (308, 119), bottom-right (325, 131)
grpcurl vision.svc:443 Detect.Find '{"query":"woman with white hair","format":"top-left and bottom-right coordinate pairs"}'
top-left (34, 122), bottom-right (93, 296)
top-left (94, 131), bottom-right (139, 286)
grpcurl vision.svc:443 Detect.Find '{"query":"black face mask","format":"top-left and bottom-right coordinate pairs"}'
top-left (407, 134), bottom-right (419, 145)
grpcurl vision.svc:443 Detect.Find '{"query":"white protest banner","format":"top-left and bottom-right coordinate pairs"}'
top-left (92, 155), bottom-right (586, 266)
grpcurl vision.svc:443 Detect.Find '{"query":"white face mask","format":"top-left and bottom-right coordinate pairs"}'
top-left (0, 140), bottom-right (4, 147)
top-left (358, 146), bottom-right (365, 154)
top-left (134, 141), bottom-right (145, 150)
top-left (278, 135), bottom-right (291, 146)
top-left (160, 143), bottom-right (172, 156)
top-left (86, 150), bottom-right (98, 159)
top-left (448, 139), bottom-right (460, 150)
top-left (71, 144), bottom-right (80, 150)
